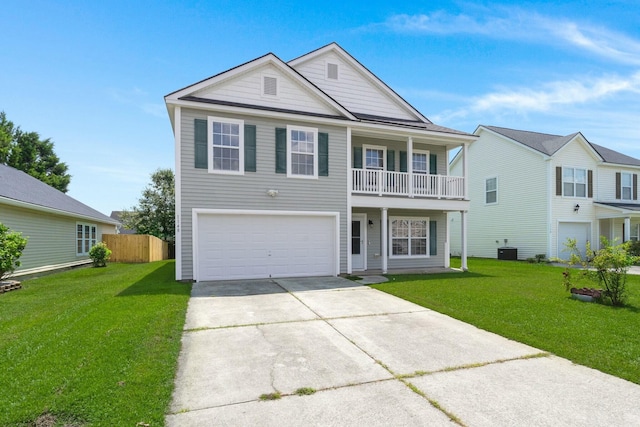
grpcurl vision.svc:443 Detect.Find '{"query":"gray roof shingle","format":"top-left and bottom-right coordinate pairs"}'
top-left (483, 125), bottom-right (640, 166)
top-left (0, 164), bottom-right (117, 224)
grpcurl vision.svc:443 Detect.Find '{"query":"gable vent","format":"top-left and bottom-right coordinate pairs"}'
top-left (263, 76), bottom-right (277, 96)
top-left (327, 63), bottom-right (338, 80)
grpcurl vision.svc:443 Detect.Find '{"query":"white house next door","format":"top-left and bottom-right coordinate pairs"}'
top-left (352, 214), bottom-right (366, 270)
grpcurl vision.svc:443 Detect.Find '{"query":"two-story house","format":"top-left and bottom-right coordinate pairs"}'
top-left (164, 43), bottom-right (476, 281)
top-left (449, 125), bottom-right (640, 260)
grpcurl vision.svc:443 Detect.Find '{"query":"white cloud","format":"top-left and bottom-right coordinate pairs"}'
top-left (432, 71), bottom-right (640, 122)
top-left (107, 87), bottom-right (165, 118)
top-left (382, 9), bottom-right (640, 65)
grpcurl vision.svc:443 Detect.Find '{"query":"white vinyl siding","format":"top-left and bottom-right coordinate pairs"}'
top-left (194, 63), bottom-right (337, 116)
top-left (292, 51), bottom-right (416, 120)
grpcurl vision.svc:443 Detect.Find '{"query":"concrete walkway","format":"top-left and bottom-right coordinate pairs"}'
top-left (167, 277), bottom-right (640, 426)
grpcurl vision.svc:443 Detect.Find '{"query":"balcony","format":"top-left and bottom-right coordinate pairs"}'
top-left (351, 169), bottom-right (465, 199)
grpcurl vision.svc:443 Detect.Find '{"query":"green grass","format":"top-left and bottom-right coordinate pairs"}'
top-left (373, 258), bottom-right (640, 385)
top-left (0, 260), bottom-right (191, 426)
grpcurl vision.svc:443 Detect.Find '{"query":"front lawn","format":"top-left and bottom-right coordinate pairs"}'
top-left (373, 258), bottom-right (640, 385)
top-left (0, 260), bottom-right (191, 426)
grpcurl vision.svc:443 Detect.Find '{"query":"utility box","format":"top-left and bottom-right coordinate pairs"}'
top-left (497, 247), bottom-right (518, 260)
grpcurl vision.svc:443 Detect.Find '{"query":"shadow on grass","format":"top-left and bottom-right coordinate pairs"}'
top-left (384, 271), bottom-right (491, 283)
top-left (117, 262), bottom-right (191, 297)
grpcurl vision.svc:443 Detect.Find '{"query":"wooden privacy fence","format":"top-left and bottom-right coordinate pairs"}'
top-left (102, 234), bottom-right (169, 263)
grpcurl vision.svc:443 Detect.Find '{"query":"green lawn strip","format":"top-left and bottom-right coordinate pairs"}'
top-left (0, 260), bottom-right (191, 426)
top-left (375, 258), bottom-right (640, 385)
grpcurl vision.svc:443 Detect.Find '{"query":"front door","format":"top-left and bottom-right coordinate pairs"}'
top-left (351, 214), bottom-right (366, 270)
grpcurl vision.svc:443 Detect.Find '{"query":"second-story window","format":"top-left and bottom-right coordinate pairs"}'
top-left (287, 125), bottom-right (318, 178)
top-left (621, 172), bottom-right (633, 200)
top-left (412, 150), bottom-right (429, 174)
top-left (486, 177), bottom-right (497, 204)
top-left (563, 167), bottom-right (587, 197)
top-left (208, 117), bottom-right (244, 174)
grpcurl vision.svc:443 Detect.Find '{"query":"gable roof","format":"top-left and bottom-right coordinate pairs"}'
top-left (165, 52), bottom-right (356, 121)
top-left (479, 125), bottom-right (640, 166)
top-left (165, 43), bottom-right (474, 139)
top-left (0, 164), bottom-right (118, 224)
top-left (288, 42), bottom-right (430, 123)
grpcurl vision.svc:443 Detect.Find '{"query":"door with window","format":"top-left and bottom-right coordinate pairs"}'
top-left (351, 214), bottom-right (366, 270)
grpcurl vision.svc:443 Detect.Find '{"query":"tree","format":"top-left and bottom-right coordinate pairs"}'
top-left (0, 111), bottom-right (71, 192)
top-left (0, 222), bottom-right (28, 280)
top-left (121, 169), bottom-right (175, 242)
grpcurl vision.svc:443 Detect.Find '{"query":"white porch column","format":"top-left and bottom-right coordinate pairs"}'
top-left (624, 217), bottom-right (631, 242)
top-left (381, 207), bottom-right (388, 273)
top-left (444, 213), bottom-right (450, 268)
top-left (407, 136), bottom-right (413, 197)
top-left (461, 210), bottom-right (468, 271)
top-left (462, 142), bottom-right (469, 200)
top-left (347, 127), bottom-right (353, 274)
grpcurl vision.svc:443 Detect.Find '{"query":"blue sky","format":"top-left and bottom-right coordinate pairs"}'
top-left (2, 1), bottom-right (639, 215)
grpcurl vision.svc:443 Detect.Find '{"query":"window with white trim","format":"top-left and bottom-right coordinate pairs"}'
top-left (486, 177), bottom-right (497, 204)
top-left (363, 145), bottom-right (386, 170)
top-left (77, 223), bottom-right (97, 255)
top-left (208, 117), bottom-right (244, 174)
top-left (287, 125), bottom-right (318, 178)
top-left (563, 167), bottom-right (587, 197)
top-left (412, 150), bottom-right (429, 174)
top-left (390, 217), bottom-right (429, 258)
top-left (631, 224), bottom-right (640, 241)
top-left (621, 172), bottom-right (633, 200)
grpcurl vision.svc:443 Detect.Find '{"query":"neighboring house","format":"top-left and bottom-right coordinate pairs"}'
top-left (110, 211), bottom-right (137, 234)
top-left (449, 125), bottom-right (640, 260)
top-left (165, 42), bottom-right (476, 282)
top-left (0, 164), bottom-right (119, 276)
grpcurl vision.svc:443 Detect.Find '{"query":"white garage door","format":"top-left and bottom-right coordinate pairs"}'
top-left (196, 212), bottom-right (337, 281)
top-left (557, 222), bottom-right (591, 260)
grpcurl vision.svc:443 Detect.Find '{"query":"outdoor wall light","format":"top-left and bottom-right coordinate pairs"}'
top-left (267, 189), bottom-right (279, 197)
top-left (574, 204), bottom-right (580, 212)
top-left (368, 220), bottom-right (374, 228)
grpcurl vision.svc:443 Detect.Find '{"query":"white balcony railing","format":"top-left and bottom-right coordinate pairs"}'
top-left (351, 169), bottom-right (465, 199)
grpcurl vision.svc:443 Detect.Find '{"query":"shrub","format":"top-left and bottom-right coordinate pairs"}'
top-left (0, 222), bottom-right (28, 280)
top-left (561, 237), bottom-right (638, 306)
top-left (89, 242), bottom-right (112, 267)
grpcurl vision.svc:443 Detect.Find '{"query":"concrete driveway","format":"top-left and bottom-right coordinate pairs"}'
top-left (167, 277), bottom-right (640, 426)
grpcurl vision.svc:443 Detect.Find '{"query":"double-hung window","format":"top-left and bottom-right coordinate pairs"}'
top-left (486, 177), bottom-right (497, 204)
top-left (208, 117), bottom-right (244, 174)
top-left (390, 217), bottom-right (429, 258)
top-left (621, 172), bottom-right (633, 200)
top-left (77, 223), bottom-right (97, 255)
top-left (287, 125), bottom-right (318, 178)
top-left (563, 167), bottom-right (587, 197)
top-left (364, 145), bottom-right (385, 170)
top-left (412, 150), bottom-right (429, 174)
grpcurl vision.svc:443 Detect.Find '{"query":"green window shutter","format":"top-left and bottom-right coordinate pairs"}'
top-left (244, 124), bottom-right (256, 172)
top-left (634, 174), bottom-right (638, 200)
top-left (429, 220), bottom-right (437, 256)
top-left (318, 132), bottom-right (329, 176)
top-left (556, 167), bottom-right (562, 196)
top-left (430, 154), bottom-right (438, 174)
top-left (616, 172), bottom-right (621, 199)
top-left (353, 146), bottom-right (362, 169)
top-left (194, 119), bottom-right (208, 169)
top-left (387, 150), bottom-right (395, 171)
top-left (275, 128), bottom-right (287, 174)
top-left (400, 151), bottom-right (407, 172)
top-left (588, 170), bottom-right (593, 198)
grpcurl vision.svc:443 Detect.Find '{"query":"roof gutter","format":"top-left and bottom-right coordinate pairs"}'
top-left (0, 196), bottom-right (120, 226)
